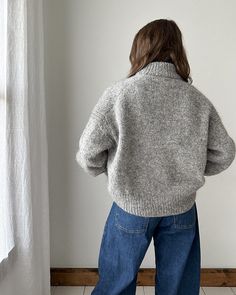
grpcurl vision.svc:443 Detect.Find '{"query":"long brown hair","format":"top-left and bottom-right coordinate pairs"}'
top-left (128, 19), bottom-right (192, 84)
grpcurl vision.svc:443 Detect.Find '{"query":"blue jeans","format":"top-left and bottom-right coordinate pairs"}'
top-left (91, 201), bottom-right (201, 295)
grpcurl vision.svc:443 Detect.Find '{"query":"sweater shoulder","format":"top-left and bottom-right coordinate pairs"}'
top-left (92, 75), bottom-right (138, 116)
top-left (107, 75), bottom-right (139, 97)
top-left (188, 84), bottom-right (214, 110)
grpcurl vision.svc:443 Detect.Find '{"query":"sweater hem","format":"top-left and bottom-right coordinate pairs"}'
top-left (109, 190), bottom-right (197, 217)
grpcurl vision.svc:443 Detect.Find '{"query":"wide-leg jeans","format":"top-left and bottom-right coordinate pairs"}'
top-left (91, 200), bottom-right (201, 295)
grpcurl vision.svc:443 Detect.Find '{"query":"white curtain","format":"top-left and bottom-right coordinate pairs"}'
top-left (0, 0), bottom-right (51, 294)
top-left (0, 0), bottom-right (15, 265)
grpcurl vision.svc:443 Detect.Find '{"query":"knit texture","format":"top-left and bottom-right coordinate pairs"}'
top-left (76, 61), bottom-right (235, 217)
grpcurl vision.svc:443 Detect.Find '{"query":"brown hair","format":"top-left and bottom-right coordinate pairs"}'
top-left (128, 19), bottom-right (192, 84)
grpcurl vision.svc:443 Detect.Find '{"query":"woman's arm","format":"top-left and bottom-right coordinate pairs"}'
top-left (204, 103), bottom-right (235, 176)
top-left (76, 110), bottom-right (114, 176)
top-left (75, 86), bottom-right (116, 176)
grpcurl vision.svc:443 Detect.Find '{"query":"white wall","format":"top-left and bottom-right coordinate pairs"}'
top-left (44, 0), bottom-right (236, 268)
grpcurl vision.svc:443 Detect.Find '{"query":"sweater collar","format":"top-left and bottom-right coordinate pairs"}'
top-left (136, 61), bottom-right (183, 80)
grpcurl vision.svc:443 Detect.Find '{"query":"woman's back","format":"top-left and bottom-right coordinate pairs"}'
top-left (76, 61), bottom-right (235, 217)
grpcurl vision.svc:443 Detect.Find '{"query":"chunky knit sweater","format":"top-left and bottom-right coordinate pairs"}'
top-left (76, 61), bottom-right (235, 217)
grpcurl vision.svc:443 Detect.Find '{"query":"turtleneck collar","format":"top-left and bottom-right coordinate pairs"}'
top-left (136, 61), bottom-right (183, 81)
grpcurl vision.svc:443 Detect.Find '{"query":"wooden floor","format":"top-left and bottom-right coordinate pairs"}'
top-left (51, 286), bottom-right (236, 294)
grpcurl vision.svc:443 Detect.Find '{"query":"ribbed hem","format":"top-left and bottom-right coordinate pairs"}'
top-left (109, 190), bottom-right (197, 217)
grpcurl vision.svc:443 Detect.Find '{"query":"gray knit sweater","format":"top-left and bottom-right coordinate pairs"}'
top-left (76, 61), bottom-right (235, 217)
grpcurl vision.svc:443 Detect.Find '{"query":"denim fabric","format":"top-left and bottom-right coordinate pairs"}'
top-left (91, 201), bottom-right (201, 295)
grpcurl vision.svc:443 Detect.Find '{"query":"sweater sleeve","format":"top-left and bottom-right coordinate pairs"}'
top-left (76, 110), bottom-right (115, 177)
top-left (204, 103), bottom-right (235, 176)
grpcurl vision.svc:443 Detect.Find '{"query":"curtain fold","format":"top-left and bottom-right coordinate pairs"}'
top-left (0, 0), bottom-right (51, 294)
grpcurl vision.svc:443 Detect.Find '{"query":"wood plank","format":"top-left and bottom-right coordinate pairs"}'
top-left (203, 287), bottom-right (234, 295)
top-left (51, 268), bottom-right (98, 286)
top-left (201, 269), bottom-right (236, 287)
top-left (50, 268), bottom-right (236, 287)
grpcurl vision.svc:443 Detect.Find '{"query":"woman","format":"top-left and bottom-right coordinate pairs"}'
top-left (76, 19), bottom-right (235, 294)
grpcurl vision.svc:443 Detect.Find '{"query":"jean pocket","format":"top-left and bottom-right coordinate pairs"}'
top-left (114, 203), bottom-right (149, 234)
top-left (173, 203), bottom-right (196, 229)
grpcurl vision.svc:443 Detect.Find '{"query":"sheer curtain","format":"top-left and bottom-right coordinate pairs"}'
top-left (0, 0), bottom-right (51, 294)
top-left (0, 0), bottom-right (15, 265)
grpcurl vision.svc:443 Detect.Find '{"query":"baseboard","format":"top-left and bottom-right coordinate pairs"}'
top-left (50, 268), bottom-right (236, 287)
